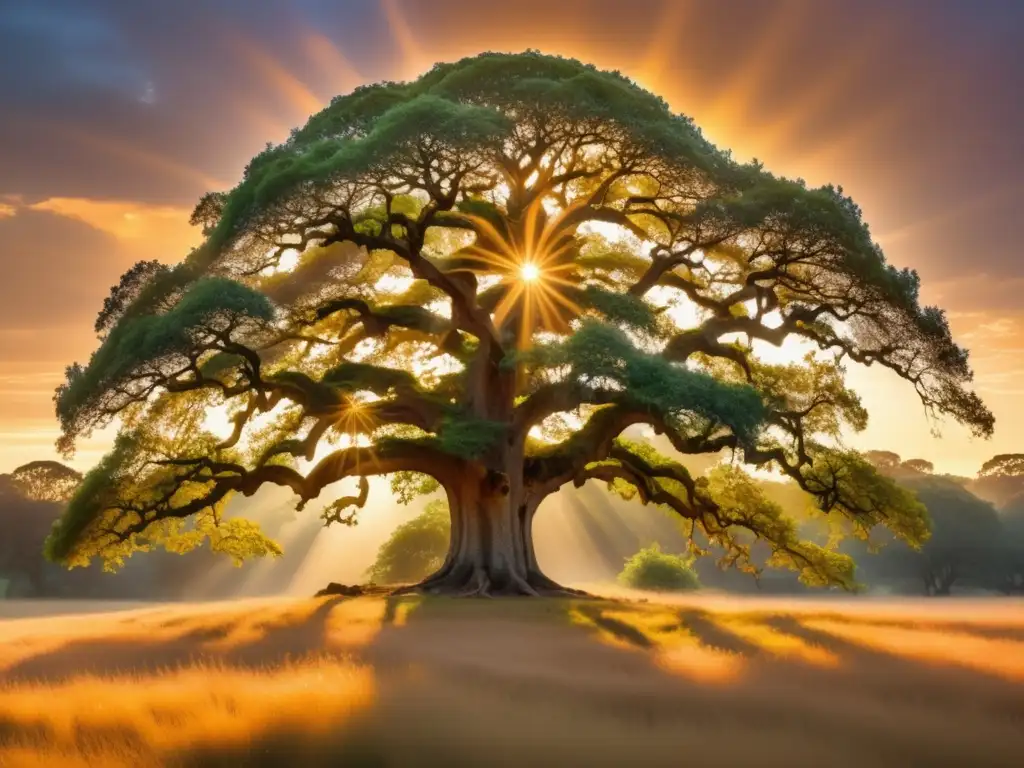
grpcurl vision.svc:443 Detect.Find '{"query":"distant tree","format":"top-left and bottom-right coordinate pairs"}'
top-left (47, 52), bottom-right (991, 596)
top-left (6, 461), bottom-right (82, 503)
top-left (864, 451), bottom-right (903, 471)
top-left (0, 470), bottom-right (67, 595)
top-left (618, 544), bottom-right (700, 591)
top-left (901, 459), bottom-right (934, 474)
top-left (978, 454), bottom-right (1024, 478)
top-left (971, 453), bottom-right (1024, 509)
top-left (366, 500), bottom-right (450, 585)
top-left (858, 476), bottom-right (1003, 595)
top-left (992, 494), bottom-right (1024, 594)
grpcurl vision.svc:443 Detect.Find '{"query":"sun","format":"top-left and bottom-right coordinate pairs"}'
top-left (520, 262), bottom-right (541, 282)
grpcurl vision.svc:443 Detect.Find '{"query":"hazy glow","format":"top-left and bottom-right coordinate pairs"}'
top-left (1, 0), bottom-right (1016, 481)
top-left (520, 262), bottom-right (541, 282)
top-left (374, 273), bottom-right (415, 293)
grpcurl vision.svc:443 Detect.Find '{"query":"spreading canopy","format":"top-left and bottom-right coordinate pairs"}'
top-left (47, 52), bottom-right (991, 589)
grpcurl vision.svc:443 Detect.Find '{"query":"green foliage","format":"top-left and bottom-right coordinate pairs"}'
top-left (56, 278), bottom-right (273, 444)
top-left (45, 432), bottom-right (280, 571)
top-left (576, 238), bottom-right (651, 284)
top-left (755, 356), bottom-right (867, 436)
top-left (704, 465), bottom-right (857, 588)
top-left (994, 497), bottom-right (1024, 594)
top-left (45, 435), bottom-right (136, 566)
top-left (577, 286), bottom-right (661, 334)
top-left (322, 361), bottom-right (417, 393)
top-left (94, 260), bottom-right (170, 337)
top-left (530, 321), bottom-right (765, 445)
top-left (594, 440), bottom-right (859, 589)
top-left (905, 476), bottom-right (1002, 554)
top-left (863, 450), bottom-right (903, 470)
top-left (434, 415), bottom-right (507, 460)
top-left (800, 449), bottom-right (930, 547)
top-left (618, 544), bottom-right (701, 592)
top-left (212, 95), bottom-right (510, 249)
top-left (390, 472), bottom-right (442, 505)
top-left (366, 500), bottom-right (450, 584)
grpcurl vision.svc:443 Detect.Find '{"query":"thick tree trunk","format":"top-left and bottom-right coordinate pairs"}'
top-left (400, 471), bottom-right (585, 597)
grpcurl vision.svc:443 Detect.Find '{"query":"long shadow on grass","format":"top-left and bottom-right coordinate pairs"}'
top-left (0, 596), bottom-right (346, 685)
top-left (186, 596), bottom-right (1024, 768)
top-left (765, 610), bottom-right (1024, 642)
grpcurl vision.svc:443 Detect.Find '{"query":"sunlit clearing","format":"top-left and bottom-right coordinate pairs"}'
top-left (322, 595), bottom-right (393, 649)
top-left (802, 619), bottom-right (1024, 682)
top-left (568, 603), bottom-right (745, 685)
top-left (0, 659), bottom-right (374, 766)
top-left (0, 599), bottom-right (378, 765)
top-left (711, 616), bottom-right (839, 667)
top-left (654, 643), bottom-right (747, 685)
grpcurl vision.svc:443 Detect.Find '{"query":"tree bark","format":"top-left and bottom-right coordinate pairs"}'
top-left (397, 470), bottom-right (585, 597)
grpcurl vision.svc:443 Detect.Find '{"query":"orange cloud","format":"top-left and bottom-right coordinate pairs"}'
top-left (0, 198), bottom-right (204, 471)
top-left (27, 197), bottom-right (200, 249)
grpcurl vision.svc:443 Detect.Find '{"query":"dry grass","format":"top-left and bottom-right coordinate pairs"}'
top-left (0, 593), bottom-right (1023, 766)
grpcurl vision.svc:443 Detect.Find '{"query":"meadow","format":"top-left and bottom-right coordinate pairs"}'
top-left (0, 591), bottom-right (1022, 767)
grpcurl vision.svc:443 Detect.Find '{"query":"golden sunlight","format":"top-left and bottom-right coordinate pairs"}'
top-left (27, 198), bottom-right (199, 245)
top-left (520, 262), bottom-right (541, 282)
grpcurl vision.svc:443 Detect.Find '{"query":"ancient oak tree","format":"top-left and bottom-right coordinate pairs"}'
top-left (47, 53), bottom-right (992, 595)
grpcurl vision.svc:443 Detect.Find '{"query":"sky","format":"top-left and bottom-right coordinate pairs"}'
top-left (0, 0), bottom-right (1022, 477)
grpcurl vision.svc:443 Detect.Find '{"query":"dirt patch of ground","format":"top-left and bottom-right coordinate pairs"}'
top-left (0, 593), bottom-right (1022, 767)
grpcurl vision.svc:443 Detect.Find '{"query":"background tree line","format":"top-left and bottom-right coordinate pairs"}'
top-left (3, 450), bottom-right (1023, 598)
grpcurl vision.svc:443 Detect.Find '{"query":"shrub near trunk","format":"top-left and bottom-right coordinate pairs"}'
top-left (618, 544), bottom-right (701, 592)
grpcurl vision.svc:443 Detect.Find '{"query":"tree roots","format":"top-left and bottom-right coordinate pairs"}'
top-left (386, 567), bottom-right (593, 599)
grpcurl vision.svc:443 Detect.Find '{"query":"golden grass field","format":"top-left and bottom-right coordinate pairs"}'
top-left (1, 590), bottom-right (1023, 767)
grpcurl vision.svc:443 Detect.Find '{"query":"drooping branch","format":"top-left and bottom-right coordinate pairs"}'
top-left (321, 476), bottom-right (370, 526)
top-left (523, 400), bottom-right (734, 497)
top-left (574, 442), bottom-right (853, 588)
top-left (103, 438), bottom-right (463, 545)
